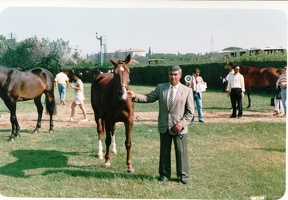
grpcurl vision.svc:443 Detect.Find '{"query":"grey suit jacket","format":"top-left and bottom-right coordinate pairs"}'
top-left (134, 82), bottom-right (194, 135)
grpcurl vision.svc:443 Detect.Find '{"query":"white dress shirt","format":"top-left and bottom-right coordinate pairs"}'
top-left (226, 73), bottom-right (245, 92)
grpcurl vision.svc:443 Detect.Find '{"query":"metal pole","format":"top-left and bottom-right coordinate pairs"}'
top-left (96, 32), bottom-right (103, 65)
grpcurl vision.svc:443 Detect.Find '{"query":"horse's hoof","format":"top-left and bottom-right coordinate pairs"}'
top-left (33, 130), bottom-right (39, 134)
top-left (127, 168), bottom-right (135, 173)
top-left (105, 162), bottom-right (111, 168)
top-left (8, 137), bottom-right (15, 142)
top-left (49, 130), bottom-right (54, 134)
top-left (112, 150), bottom-right (118, 155)
top-left (98, 155), bottom-right (103, 160)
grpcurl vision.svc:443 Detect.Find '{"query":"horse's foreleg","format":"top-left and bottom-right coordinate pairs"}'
top-left (111, 124), bottom-right (117, 154)
top-left (33, 97), bottom-right (43, 134)
top-left (5, 101), bottom-right (19, 141)
top-left (125, 120), bottom-right (134, 173)
top-left (9, 111), bottom-right (20, 141)
top-left (104, 123), bottom-right (113, 168)
top-left (96, 118), bottom-right (104, 159)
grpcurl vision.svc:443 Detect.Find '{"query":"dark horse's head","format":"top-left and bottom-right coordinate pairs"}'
top-left (108, 54), bottom-right (131, 101)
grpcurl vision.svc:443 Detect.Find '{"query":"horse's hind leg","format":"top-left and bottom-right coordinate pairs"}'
top-left (33, 96), bottom-right (43, 134)
top-left (247, 88), bottom-right (251, 108)
top-left (45, 92), bottom-right (56, 133)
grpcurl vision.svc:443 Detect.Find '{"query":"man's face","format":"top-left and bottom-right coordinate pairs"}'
top-left (194, 71), bottom-right (200, 77)
top-left (169, 70), bottom-right (182, 86)
top-left (234, 67), bottom-right (240, 74)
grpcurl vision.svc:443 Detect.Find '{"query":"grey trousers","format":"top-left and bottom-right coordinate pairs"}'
top-left (159, 130), bottom-right (189, 181)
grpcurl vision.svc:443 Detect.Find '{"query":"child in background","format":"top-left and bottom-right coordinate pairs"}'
top-left (68, 72), bottom-right (88, 122)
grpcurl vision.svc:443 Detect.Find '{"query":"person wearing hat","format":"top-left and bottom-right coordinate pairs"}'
top-left (278, 66), bottom-right (287, 116)
top-left (68, 72), bottom-right (88, 122)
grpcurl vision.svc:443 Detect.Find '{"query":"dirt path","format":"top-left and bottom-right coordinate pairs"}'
top-left (0, 100), bottom-right (286, 131)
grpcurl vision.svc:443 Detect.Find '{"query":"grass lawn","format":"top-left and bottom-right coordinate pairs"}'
top-left (0, 122), bottom-right (285, 199)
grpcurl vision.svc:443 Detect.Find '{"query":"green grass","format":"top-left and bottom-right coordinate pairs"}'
top-left (0, 123), bottom-right (285, 199)
top-left (0, 84), bottom-right (286, 199)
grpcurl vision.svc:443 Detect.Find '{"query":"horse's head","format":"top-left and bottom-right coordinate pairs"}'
top-left (108, 54), bottom-right (131, 101)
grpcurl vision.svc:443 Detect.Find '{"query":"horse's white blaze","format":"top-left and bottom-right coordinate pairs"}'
top-left (121, 87), bottom-right (128, 100)
top-left (120, 65), bottom-right (124, 71)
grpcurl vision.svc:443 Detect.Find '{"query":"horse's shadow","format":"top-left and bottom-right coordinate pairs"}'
top-left (0, 149), bottom-right (153, 180)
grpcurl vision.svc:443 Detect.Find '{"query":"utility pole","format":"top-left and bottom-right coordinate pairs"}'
top-left (96, 32), bottom-right (107, 65)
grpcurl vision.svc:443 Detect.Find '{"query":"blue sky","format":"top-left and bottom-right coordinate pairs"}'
top-left (0, 1), bottom-right (287, 56)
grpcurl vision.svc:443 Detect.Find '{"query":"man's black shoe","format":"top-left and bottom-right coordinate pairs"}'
top-left (229, 115), bottom-right (236, 118)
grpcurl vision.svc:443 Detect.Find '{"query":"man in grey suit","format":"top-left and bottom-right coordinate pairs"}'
top-left (128, 65), bottom-right (194, 184)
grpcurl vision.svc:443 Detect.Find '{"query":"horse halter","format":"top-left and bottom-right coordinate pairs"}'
top-left (116, 64), bottom-right (129, 89)
top-left (115, 64), bottom-right (129, 100)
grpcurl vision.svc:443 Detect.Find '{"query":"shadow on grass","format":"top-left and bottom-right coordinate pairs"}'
top-left (255, 147), bottom-right (286, 153)
top-left (0, 149), bottom-right (154, 181)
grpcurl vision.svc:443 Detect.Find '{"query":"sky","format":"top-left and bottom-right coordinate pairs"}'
top-left (0, 1), bottom-right (287, 56)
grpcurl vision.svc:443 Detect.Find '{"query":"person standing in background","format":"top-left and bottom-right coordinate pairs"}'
top-left (68, 72), bottom-right (88, 122)
top-left (273, 69), bottom-right (284, 116)
top-left (54, 68), bottom-right (69, 105)
top-left (225, 62), bottom-right (235, 86)
top-left (278, 66), bottom-right (287, 116)
top-left (186, 68), bottom-right (205, 123)
top-left (226, 66), bottom-right (245, 118)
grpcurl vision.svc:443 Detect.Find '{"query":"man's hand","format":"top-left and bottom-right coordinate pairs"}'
top-left (127, 91), bottom-right (136, 98)
top-left (173, 122), bottom-right (183, 133)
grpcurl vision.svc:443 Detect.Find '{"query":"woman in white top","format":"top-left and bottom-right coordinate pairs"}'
top-left (68, 72), bottom-right (88, 122)
top-left (274, 69), bottom-right (284, 116)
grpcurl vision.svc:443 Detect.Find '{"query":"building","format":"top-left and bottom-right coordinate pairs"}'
top-left (107, 48), bottom-right (146, 59)
top-left (212, 46), bottom-right (286, 59)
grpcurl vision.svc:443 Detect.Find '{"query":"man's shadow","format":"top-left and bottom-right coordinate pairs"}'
top-left (0, 149), bottom-right (153, 180)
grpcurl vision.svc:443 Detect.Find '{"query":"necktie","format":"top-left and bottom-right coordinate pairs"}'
top-left (168, 87), bottom-right (174, 110)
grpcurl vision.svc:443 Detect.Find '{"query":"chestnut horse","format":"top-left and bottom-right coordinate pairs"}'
top-left (0, 66), bottom-right (56, 141)
top-left (91, 54), bottom-right (134, 173)
top-left (225, 65), bottom-right (279, 108)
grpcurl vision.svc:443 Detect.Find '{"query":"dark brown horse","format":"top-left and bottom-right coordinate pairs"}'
top-left (91, 54), bottom-right (134, 173)
top-left (0, 66), bottom-right (56, 141)
top-left (224, 64), bottom-right (279, 108)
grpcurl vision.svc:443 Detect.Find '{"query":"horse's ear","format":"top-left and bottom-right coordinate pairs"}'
top-left (124, 54), bottom-right (131, 64)
top-left (108, 57), bottom-right (117, 65)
